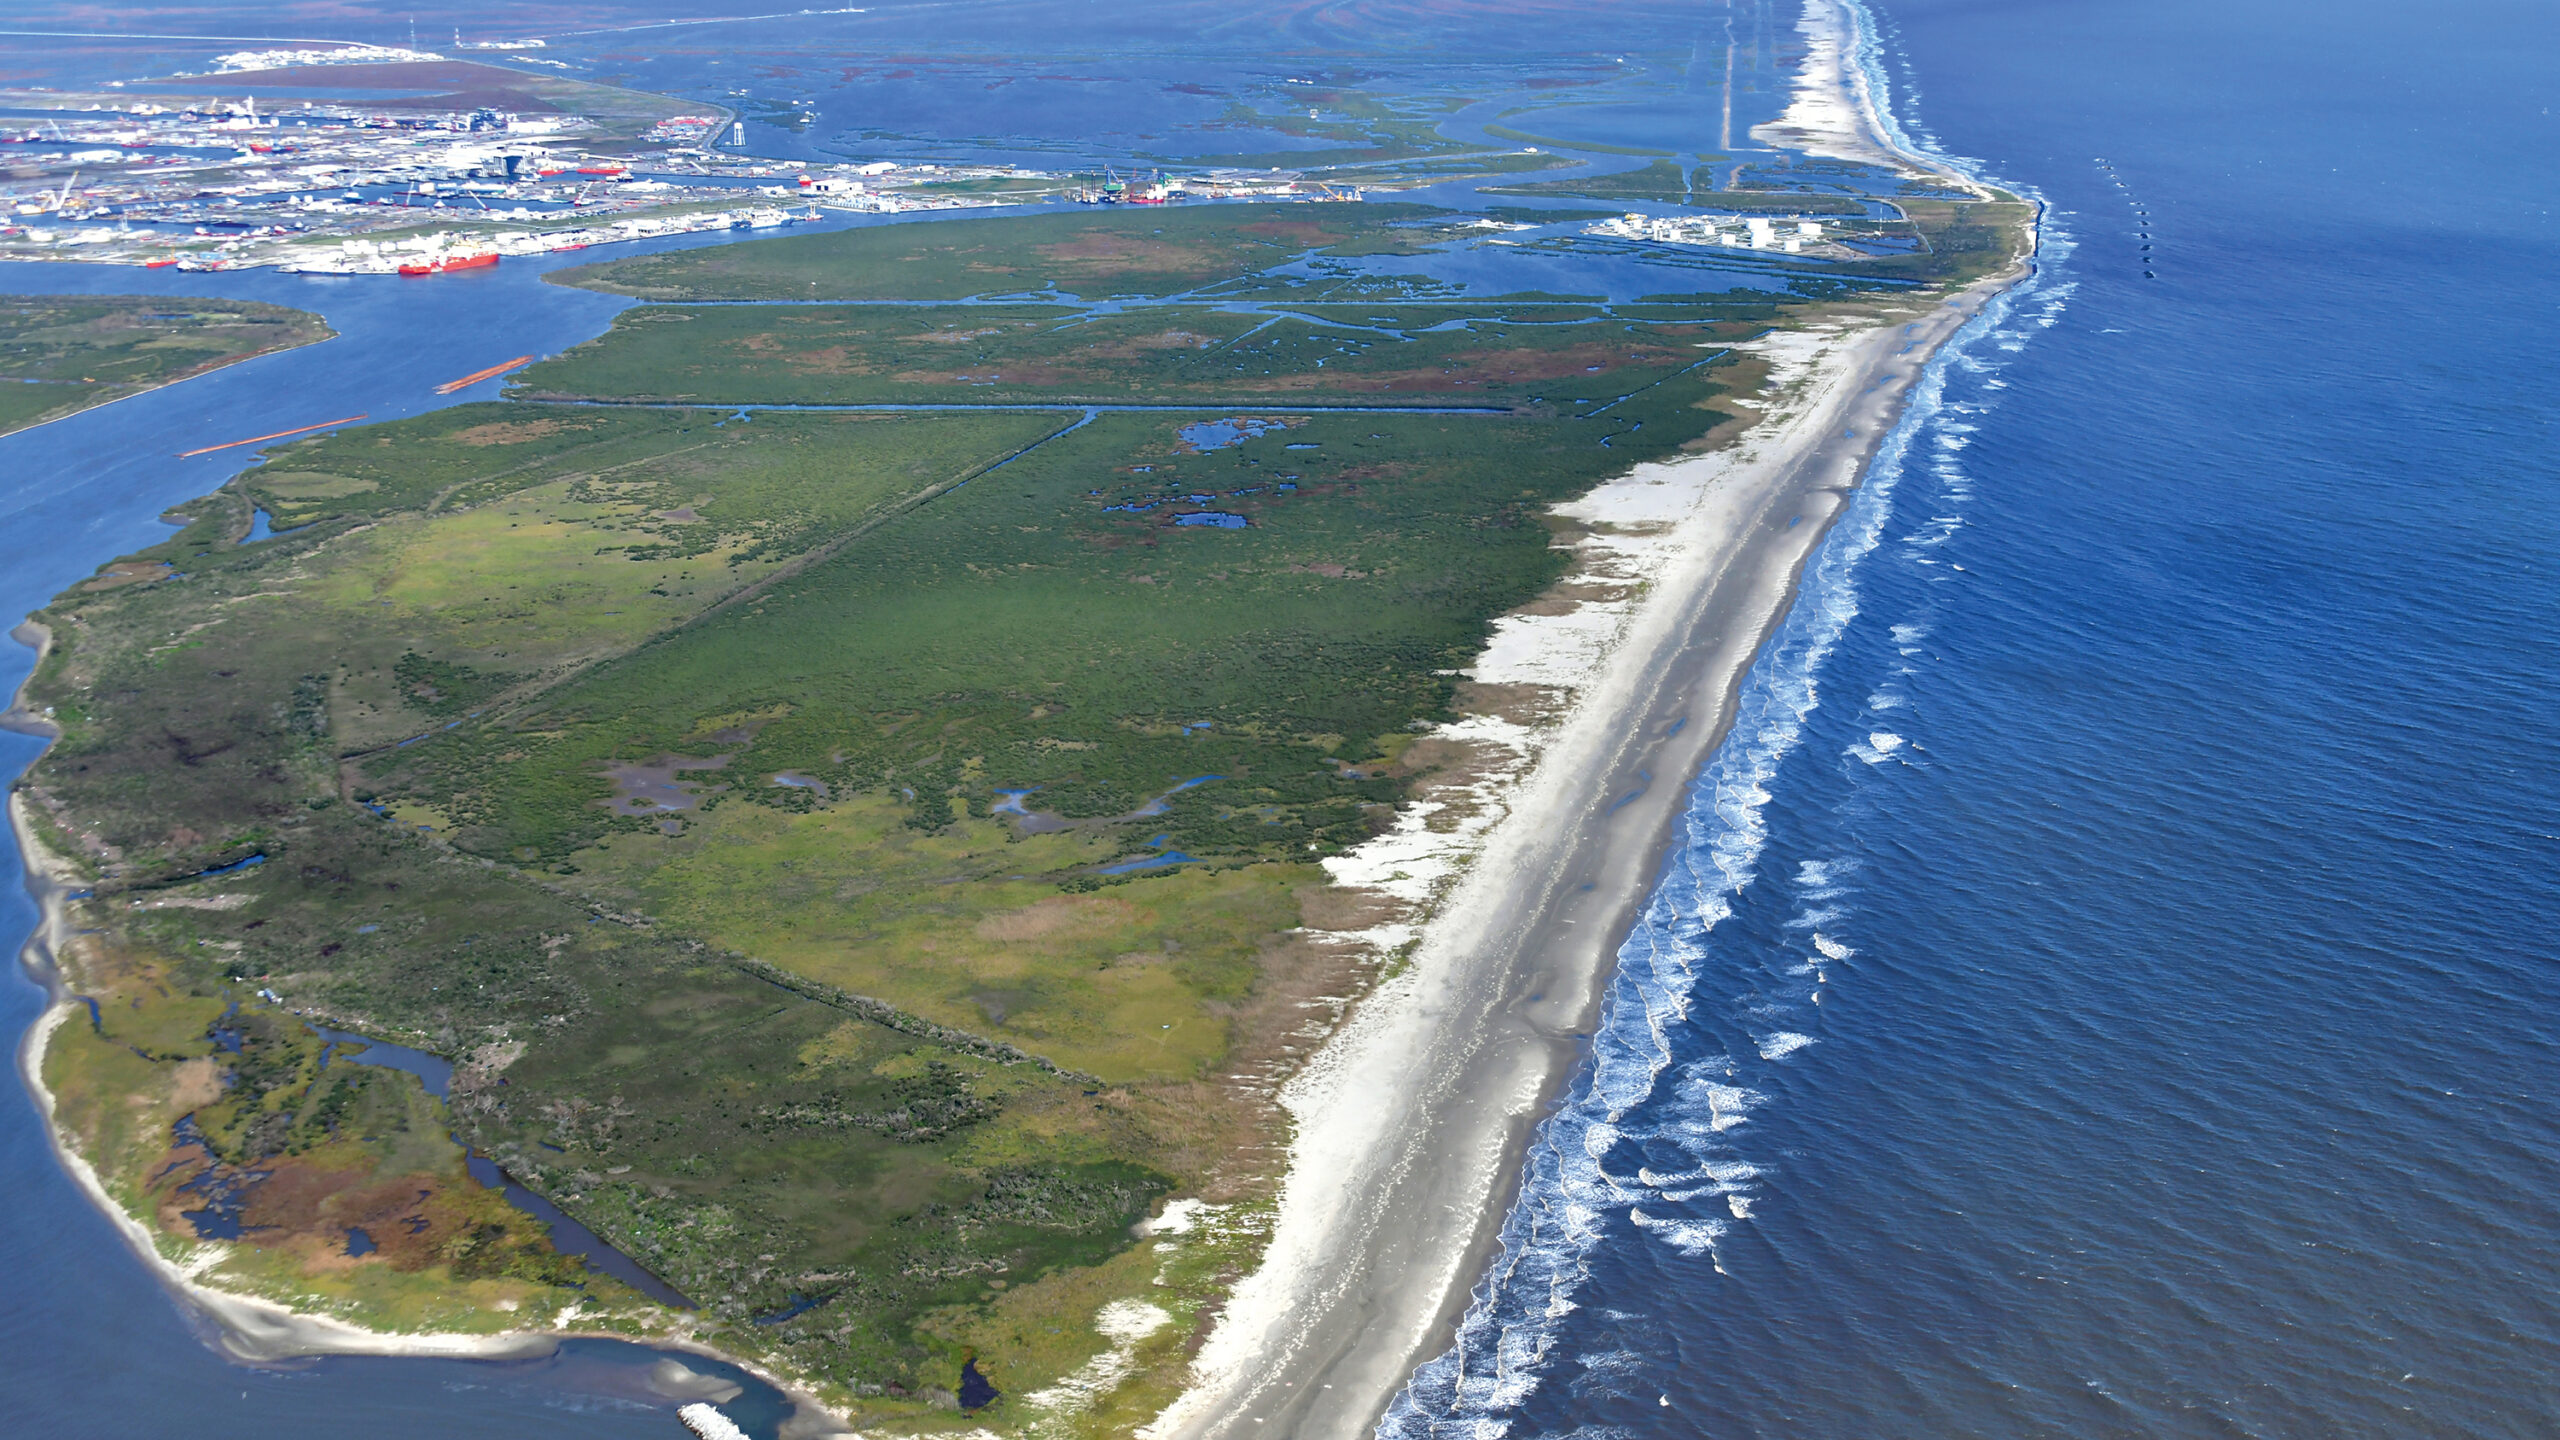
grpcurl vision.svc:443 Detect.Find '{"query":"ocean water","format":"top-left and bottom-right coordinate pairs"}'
top-left (1385, 0), bottom-right (2560, 1436)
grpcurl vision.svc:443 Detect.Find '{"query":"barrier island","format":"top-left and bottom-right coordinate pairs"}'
top-left (15, 190), bottom-right (2030, 1431)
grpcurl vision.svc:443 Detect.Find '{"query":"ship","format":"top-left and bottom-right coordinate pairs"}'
top-left (397, 251), bottom-right (499, 276)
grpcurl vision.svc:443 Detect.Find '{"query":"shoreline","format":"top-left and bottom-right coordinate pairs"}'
top-left (1145, 6), bottom-right (2038, 1434)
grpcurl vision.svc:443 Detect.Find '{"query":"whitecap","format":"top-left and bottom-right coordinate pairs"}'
top-left (1813, 933), bottom-right (1854, 961)
top-left (1629, 1209), bottom-right (1727, 1256)
top-left (1848, 730), bottom-right (1905, 765)
top-left (1757, 1031), bottom-right (1817, 1060)
top-left (1697, 1083), bottom-right (1759, 1131)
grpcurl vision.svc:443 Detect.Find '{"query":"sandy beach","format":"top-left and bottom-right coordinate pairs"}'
top-left (1142, 8), bottom-right (2037, 1435)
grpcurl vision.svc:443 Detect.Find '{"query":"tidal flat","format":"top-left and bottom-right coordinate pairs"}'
top-left (16, 193), bottom-right (2027, 1430)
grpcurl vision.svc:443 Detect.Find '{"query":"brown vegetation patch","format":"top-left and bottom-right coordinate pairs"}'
top-left (1453, 679), bottom-right (1569, 728)
top-left (448, 419), bottom-right (585, 447)
top-left (1682, 404), bottom-right (1761, 452)
top-left (1099, 329), bottom-right (1221, 354)
top-left (1294, 883), bottom-right (1406, 936)
top-left (1387, 734), bottom-right (1471, 781)
top-left (80, 562), bottom-right (171, 592)
top-left (1514, 579), bottom-right (1631, 617)
top-left (785, 345), bottom-right (875, 376)
top-left (1179, 923), bottom-right (1378, 1200)
top-left (1033, 234), bottom-right (1216, 272)
top-left (170, 1056), bottom-right (224, 1110)
top-left (1236, 220), bottom-right (1338, 245)
top-left (973, 894), bottom-right (1140, 943)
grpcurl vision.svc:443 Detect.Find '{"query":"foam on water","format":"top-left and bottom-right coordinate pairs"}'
top-left (1754, 1032), bottom-right (1818, 1061)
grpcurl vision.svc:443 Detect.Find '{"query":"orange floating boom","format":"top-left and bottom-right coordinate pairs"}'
top-left (176, 414), bottom-right (368, 459)
top-left (433, 354), bottom-right (535, 395)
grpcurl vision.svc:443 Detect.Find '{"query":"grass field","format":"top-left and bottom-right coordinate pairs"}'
top-left (0, 295), bottom-right (331, 435)
top-left (515, 299), bottom-right (1763, 409)
top-left (23, 195), bottom-right (2026, 1429)
top-left (551, 203), bottom-right (1474, 302)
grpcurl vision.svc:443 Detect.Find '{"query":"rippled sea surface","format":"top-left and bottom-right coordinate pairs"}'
top-left (1387, 0), bottom-right (2560, 1436)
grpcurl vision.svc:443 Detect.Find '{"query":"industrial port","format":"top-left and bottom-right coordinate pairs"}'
top-left (1584, 210), bottom-right (1839, 253)
top-left (0, 47), bottom-right (1379, 274)
top-left (0, 94), bottom-right (1052, 271)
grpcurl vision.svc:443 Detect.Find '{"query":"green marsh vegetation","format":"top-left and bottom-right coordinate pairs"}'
top-left (0, 295), bottom-right (331, 435)
top-left (553, 203), bottom-right (1465, 302)
top-left (21, 197), bottom-right (2024, 1426)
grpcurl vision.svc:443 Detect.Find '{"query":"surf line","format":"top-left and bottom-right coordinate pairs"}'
top-left (176, 414), bottom-right (368, 458)
top-left (433, 355), bottom-right (535, 395)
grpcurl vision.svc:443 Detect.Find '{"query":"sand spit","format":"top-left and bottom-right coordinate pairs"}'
top-left (12, 792), bottom-right (551, 1361)
top-left (1751, 0), bottom-right (1914, 175)
top-left (13, 629), bottom-right (569, 1367)
top-left (1753, 0), bottom-right (1999, 204)
top-left (7, 786), bottom-right (859, 1433)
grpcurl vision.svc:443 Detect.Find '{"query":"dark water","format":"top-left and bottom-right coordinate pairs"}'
top-left (1386, 0), bottom-right (2560, 1436)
